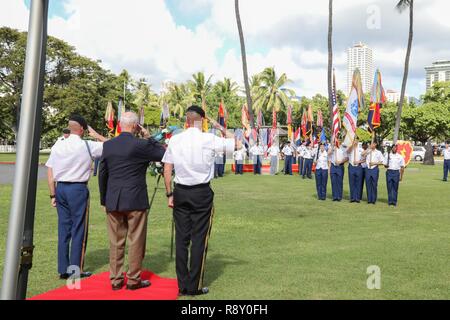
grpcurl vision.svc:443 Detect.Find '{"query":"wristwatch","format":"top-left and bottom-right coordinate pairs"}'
top-left (166, 192), bottom-right (173, 198)
top-left (50, 195), bottom-right (56, 199)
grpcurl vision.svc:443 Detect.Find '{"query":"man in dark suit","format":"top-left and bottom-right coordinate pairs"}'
top-left (99, 111), bottom-right (165, 291)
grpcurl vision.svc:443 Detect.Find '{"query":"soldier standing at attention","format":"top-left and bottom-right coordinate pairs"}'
top-left (442, 142), bottom-right (450, 181)
top-left (365, 142), bottom-right (385, 204)
top-left (384, 144), bottom-right (405, 206)
top-left (329, 143), bottom-right (348, 201)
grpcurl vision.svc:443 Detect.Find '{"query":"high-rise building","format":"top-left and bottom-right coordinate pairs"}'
top-left (347, 42), bottom-right (374, 94)
top-left (386, 89), bottom-right (409, 104)
top-left (425, 60), bottom-right (450, 91)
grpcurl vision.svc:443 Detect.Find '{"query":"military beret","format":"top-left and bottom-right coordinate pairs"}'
top-left (69, 114), bottom-right (88, 130)
top-left (186, 105), bottom-right (206, 118)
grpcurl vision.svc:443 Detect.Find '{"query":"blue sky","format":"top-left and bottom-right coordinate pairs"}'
top-left (9, 0), bottom-right (450, 98)
top-left (24, 0), bottom-right (72, 20)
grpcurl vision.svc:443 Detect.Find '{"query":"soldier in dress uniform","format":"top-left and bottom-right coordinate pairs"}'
top-left (314, 143), bottom-right (329, 200)
top-left (365, 142), bottom-right (385, 204)
top-left (442, 142), bottom-right (450, 181)
top-left (249, 141), bottom-right (264, 175)
top-left (162, 106), bottom-right (235, 296)
top-left (297, 141), bottom-right (306, 177)
top-left (384, 144), bottom-right (405, 206)
top-left (46, 115), bottom-right (106, 279)
top-left (233, 142), bottom-right (246, 175)
top-left (282, 141), bottom-right (294, 175)
top-left (302, 141), bottom-right (314, 179)
top-left (267, 143), bottom-right (280, 175)
top-left (329, 143), bottom-right (348, 201)
top-left (347, 139), bottom-right (364, 203)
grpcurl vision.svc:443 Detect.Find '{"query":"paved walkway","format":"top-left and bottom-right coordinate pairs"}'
top-left (0, 164), bottom-right (47, 185)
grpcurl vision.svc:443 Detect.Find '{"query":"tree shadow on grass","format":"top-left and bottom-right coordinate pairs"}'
top-left (84, 249), bottom-right (109, 272)
top-left (202, 253), bottom-right (248, 287)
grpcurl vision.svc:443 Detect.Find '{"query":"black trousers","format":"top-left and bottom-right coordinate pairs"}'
top-left (173, 183), bottom-right (214, 293)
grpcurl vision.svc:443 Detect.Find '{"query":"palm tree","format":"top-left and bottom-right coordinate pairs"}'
top-left (235, 0), bottom-right (255, 128)
top-left (188, 71), bottom-right (213, 112)
top-left (166, 83), bottom-right (194, 119)
top-left (327, 0), bottom-right (334, 130)
top-left (393, 0), bottom-right (414, 144)
top-left (252, 67), bottom-right (296, 113)
top-left (215, 78), bottom-right (239, 103)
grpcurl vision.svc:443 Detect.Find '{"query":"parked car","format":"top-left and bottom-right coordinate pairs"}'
top-left (412, 146), bottom-right (426, 161)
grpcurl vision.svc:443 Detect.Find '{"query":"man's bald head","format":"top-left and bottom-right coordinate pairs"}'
top-left (120, 111), bottom-right (139, 133)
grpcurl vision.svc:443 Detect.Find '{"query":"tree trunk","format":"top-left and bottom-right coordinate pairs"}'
top-left (423, 140), bottom-right (435, 165)
top-left (235, 0), bottom-right (255, 128)
top-left (393, 0), bottom-right (413, 144)
top-left (327, 0), bottom-right (333, 133)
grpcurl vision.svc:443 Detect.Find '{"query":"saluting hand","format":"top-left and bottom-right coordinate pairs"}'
top-left (168, 196), bottom-right (174, 208)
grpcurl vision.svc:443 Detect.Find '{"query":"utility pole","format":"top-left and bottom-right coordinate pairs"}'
top-left (1, 0), bottom-right (49, 300)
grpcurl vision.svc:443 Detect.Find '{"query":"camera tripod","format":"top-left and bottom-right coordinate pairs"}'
top-left (148, 174), bottom-right (175, 260)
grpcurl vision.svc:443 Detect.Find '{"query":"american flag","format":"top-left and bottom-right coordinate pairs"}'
top-left (331, 69), bottom-right (340, 144)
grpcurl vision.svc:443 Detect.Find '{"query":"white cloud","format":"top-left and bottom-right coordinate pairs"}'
top-left (1, 0), bottom-right (449, 98)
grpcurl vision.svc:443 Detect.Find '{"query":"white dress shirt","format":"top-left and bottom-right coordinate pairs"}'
top-left (384, 153), bottom-right (405, 170)
top-left (303, 147), bottom-right (313, 159)
top-left (233, 148), bottom-right (246, 161)
top-left (267, 145), bottom-right (280, 157)
top-left (297, 145), bottom-right (306, 157)
top-left (348, 147), bottom-right (363, 167)
top-left (366, 149), bottom-right (385, 169)
top-left (315, 150), bottom-right (329, 170)
top-left (443, 148), bottom-right (450, 160)
top-left (249, 145), bottom-right (264, 156)
top-left (330, 147), bottom-right (346, 165)
top-left (282, 145), bottom-right (294, 156)
top-left (162, 127), bottom-right (235, 186)
top-left (45, 134), bottom-right (103, 182)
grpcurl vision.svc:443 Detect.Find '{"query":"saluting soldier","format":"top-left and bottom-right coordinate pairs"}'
top-left (162, 106), bottom-right (235, 296)
top-left (443, 142), bottom-right (450, 182)
top-left (314, 143), bottom-right (329, 200)
top-left (46, 115), bottom-right (106, 279)
top-left (329, 143), bottom-right (348, 201)
top-left (365, 142), bottom-right (385, 204)
top-left (347, 139), bottom-right (364, 203)
top-left (384, 144), bottom-right (405, 206)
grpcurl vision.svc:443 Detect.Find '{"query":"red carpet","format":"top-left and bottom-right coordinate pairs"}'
top-left (29, 270), bottom-right (179, 300)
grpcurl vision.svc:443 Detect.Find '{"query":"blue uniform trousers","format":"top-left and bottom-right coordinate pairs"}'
top-left (55, 182), bottom-right (90, 275)
top-left (386, 169), bottom-right (400, 206)
top-left (303, 158), bottom-right (313, 178)
top-left (315, 168), bottom-right (328, 200)
top-left (235, 161), bottom-right (243, 174)
top-left (360, 167), bottom-right (367, 201)
top-left (443, 160), bottom-right (450, 181)
top-left (253, 155), bottom-right (262, 175)
top-left (330, 164), bottom-right (344, 201)
top-left (366, 167), bottom-right (379, 204)
top-left (348, 165), bottom-right (363, 202)
top-left (298, 157), bottom-right (304, 176)
top-left (284, 155), bottom-right (293, 175)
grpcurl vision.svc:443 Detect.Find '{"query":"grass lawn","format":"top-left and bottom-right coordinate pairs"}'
top-left (0, 162), bottom-right (449, 299)
top-left (0, 153), bottom-right (49, 164)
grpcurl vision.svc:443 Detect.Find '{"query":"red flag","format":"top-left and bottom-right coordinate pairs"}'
top-left (317, 109), bottom-right (323, 128)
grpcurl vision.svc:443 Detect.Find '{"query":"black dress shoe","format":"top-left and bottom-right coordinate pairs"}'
top-left (178, 288), bottom-right (188, 296)
top-left (80, 272), bottom-right (92, 278)
top-left (188, 287), bottom-right (209, 296)
top-left (126, 280), bottom-right (151, 290)
top-left (112, 281), bottom-right (124, 291)
top-left (59, 273), bottom-right (70, 280)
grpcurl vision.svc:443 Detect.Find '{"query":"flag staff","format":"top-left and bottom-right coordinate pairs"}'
top-left (1, 0), bottom-right (49, 300)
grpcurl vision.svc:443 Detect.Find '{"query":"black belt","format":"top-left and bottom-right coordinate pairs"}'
top-left (58, 181), bottom-right (88, 185)
top-left (175, 182), bottom-right (210, 190)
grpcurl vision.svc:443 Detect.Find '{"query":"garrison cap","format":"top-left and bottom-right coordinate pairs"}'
top-left (69, 114), bottom-right (88, 130)
top-left (186, 105), bottom-right (206, 118)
